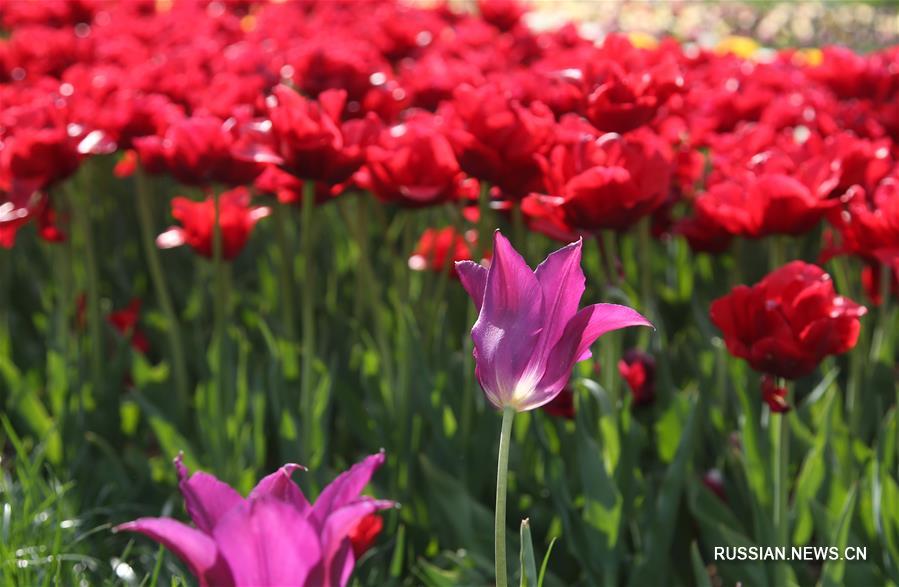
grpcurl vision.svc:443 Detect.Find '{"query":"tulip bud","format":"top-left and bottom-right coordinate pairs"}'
top-left (618, 349), bottom-right (656, 406)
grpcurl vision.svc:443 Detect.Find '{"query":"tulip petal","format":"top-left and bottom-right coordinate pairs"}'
top-left (533, 238), bottom-right (585, 356)
top-left (175, 454), bottom-right (243, 534)
top-left (535, 303), bottom-right (652, 408)
top-left (472, 231), bottom-right (544, 407)
top-left (213, 496), bottom-right (320, 586)
top-left (248, 463), bottom-right (312, 513)
top-left (319, 499), bottom-right (395, 587)
top-left (311, 452), bottom-right (386, 529)
top-left (455, 260), bottom-right (488, 311)
top-left (156, 227), bottom-right (186, 249)
top-left (115, 518), bottom-right (230, 587)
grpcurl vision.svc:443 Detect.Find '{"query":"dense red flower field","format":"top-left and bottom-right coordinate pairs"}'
top-left (0, 1), bottom-right (897, 585)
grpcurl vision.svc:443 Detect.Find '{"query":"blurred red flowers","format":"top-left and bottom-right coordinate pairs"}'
top-left (618, 349), bottom-right (656, 406)
top-left (448, 83), bottom-right (554, 198)
top-left (710, 261), bottom-right (866, 380)
top-left (761, 375), bottom-right (791, 413)
top-left (360, 113), bottom-right (468, 207)
top-left (241, 86), bottom-right (379, 186)
top-left (408, 226), bottom-right (484, 277)
top-left (157, 187), bottom-right (270, 260)
top-left (541, 385), bottom-right (575, 420)
top-left (523, 124), bottom-right (672, 235)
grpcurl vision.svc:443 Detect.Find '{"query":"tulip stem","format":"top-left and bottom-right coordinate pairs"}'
top-left (477, 181), bottom-right (492, 261)
top-left (0, 248), bottom-right (9, 341)
top-left (69, 181), bottom-right (106, 414)
top-left (495, 406), bottom-right (515, 587)
top-left (135, 170), bottom-right (190, 420)
top-left (273, 201), bottom-right (296, 341)
top-left (211, 189), bottom-right (227, 464)
top-left (300, 180), bottom-right (316, 461)
top-left (772, 394), bottom-right (791, 587)
top-left (637, 218), bottom-right (655, 346)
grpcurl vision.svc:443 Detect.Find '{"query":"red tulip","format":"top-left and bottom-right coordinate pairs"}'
top-left (347, 514), bottom-right (383, 558)
top-left (523, 123), bottom-right (672, 234)
top-left (408, 227), bottom-right (483, 277)
top-left (540, 385), bottom-right (575, 420)
top-left (826, 179), bottom-right (899, 304)
top-left (618, 349), bottom-right (655, 407)
top-left (761, 375), bottom-right (790, 413)
top-left (360, 113), bottom-right (466, 207)
top-left (710, 261), bottom-right (866, 380)
top-left (447, 83), bottom-right (554, 198)
top-left (692, 173), bottom-right (839, 239)
top-left (156, 187), bottom-right (270, 260)
top-left (107, 298), bottom-right (150, 355)
top-left (702, 469), bottom-right (727, 501)
top-left (134, 115), bottom-right (262, 187)
top-left (239, 86), bottom-right (379, 186)
top-left (477, 0), bottom-right (527, 31)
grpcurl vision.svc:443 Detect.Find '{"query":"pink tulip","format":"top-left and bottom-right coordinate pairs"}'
top-left (116, 453), bottom-right (393, 587)
top-left (455, 231), bottom-right (652, 412)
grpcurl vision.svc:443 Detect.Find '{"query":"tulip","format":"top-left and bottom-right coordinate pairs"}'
top-left (456, 230), bottom-right (651, 587)
top-left (133, 115), bottom-right (262, 187)
top-left (408, 226), bottom-right (482, 277)
top-left (347, 513), bottom-right (384, 558)
top-left (523, 124), bottom-right (673, 234)
top-left (711, 261), bottom-right (863, 585)
top-left (761, 375), bottom-right (790, 413)
top-left (826, 178), bottom-right (899, 304)
top-left (618, 349), bottom-right (656, 407)
top-left (107, 298), bottom-right (150, 355)
top-left (116, 452), bottom-right (393, 587)
top-left (448, 84), bottom-right (555, 198)
top-left (239, 86), bottom-right (378, 186)
top-left (360, 114), bottom-right (466, 207)
top-left (477, 0), bottom-right (527, 31)
top-left (540, 385), bottom-right (575, 420)
top-left (156, 187), bottom-right (270, 260)
top-left (456, 231), bottom-right (652, 412)
top-left (710, 260), bottom-right (866, 380)
top-left (702, 469), bottom-right (727, 501)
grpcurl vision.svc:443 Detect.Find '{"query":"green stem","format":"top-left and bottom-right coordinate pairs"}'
top-left (637, 218), bottom-right (654, 348)
top-left (772, 395), bottom-right (791, 586)
top-left (477, 181), bottom-right (492, 260)
top-left (69, 181), bottom-right (105, 411)
top-left (50, 232), bottom-right (74, 445)
top-left (211, 189), bottom-right (228, 465)
top-left (135, 170), bottom-right (190, 419)
top-left (273, 201), bottom-right (296, 340)
top-left (351, 195), bottom-right (372, 321)
top-left (0, 247), bottom-right (9, 341)
top-left (870, 261), bottom-right (892, 362)
top-left (511, 201), bottom-right (525, 259)
top-left (300, 180), bottom-right (316, 457)
top-left (597, 231), bottom-right (617, 287)
top-left (769, 236), bottom-right (787, 269)
top-left (495, 406), bottom-right (515, 587)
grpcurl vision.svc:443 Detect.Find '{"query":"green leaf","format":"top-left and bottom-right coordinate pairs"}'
top-left (820, 486), bottom-right (858, 587)
top-left (690, 542), bottom-right (713, 587)
top-left (793, 439), bottom-right (826, 545)
top-left (520, 519), bottom-right (538, 587)
top-left (537, 537), bottom-right (557, 587)
top-left (574, 409), bottom-right (622, 583)
top-left (629, 394), bottom-right (699, 587)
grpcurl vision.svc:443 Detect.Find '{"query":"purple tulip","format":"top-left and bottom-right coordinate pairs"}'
top-left (116, 452), bottom-right (393, 587)
top-left (455, 230), bottom-right (652, 411)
